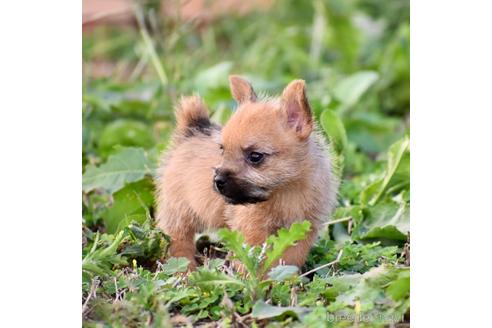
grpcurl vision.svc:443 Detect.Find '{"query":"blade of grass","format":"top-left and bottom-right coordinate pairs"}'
top-left (133, 5), bottom-right (168, 87)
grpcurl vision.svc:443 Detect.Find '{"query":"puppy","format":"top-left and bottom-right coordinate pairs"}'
top-left (156, 76), bottom-right (339, 271)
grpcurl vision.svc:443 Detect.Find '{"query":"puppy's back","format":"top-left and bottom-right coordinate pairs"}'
top-left (156, 97), bottom-right (226, 234)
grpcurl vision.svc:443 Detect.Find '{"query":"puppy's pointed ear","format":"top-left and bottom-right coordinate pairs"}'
top-left (229, 75), bottom-right (257, 104)
top-left (281, 80), bottom-right (313, 139)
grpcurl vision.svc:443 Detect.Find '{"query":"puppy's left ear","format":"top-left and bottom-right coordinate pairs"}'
top-left (229, 75), bottom-right (257, 104)
top-left (281, 80), bottom-right (313, 139)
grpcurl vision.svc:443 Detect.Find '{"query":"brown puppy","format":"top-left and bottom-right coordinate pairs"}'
top-left (156, 76), bottom-right (339, 271)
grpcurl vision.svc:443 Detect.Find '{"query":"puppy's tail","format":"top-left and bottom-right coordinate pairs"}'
top-left (175, 95), bottom-right (212, 136)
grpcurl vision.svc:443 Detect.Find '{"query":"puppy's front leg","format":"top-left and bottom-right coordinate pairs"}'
top-left (241, 220), bottom-right (317, 269)
top-left (242, 226), bottom-right (270, 246)
top-left (157, 213), bottom-right (197, 271)
top-left (168, 228), bottom-right (197, 271)
top-left (233, 220), bottom-right (317, 273)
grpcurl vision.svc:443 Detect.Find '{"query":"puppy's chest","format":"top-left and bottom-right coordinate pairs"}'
top-left (224, 200), bottom-right (311, 232)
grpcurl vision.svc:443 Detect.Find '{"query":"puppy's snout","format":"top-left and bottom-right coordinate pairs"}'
top-left (214, 173), bottom-right (227, 192)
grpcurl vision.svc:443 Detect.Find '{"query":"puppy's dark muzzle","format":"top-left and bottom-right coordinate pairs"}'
top-left (214, 173), bottom-right (227, 193)
top-left (213, 171), bottom-right (268, 205)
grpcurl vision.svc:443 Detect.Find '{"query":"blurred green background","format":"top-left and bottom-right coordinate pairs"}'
top-left (83, 0), bottom-right (409, 231)
top-left (82, 1), bottom-right (410, 325)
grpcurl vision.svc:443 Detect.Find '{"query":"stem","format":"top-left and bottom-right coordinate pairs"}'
top-left (325, 216), bottom-right (352, 227)
top-left (299, 249), bottom-right (344, 278)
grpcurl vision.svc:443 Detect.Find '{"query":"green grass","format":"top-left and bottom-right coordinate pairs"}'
top-left (83, 1), bottom-right (409, 326)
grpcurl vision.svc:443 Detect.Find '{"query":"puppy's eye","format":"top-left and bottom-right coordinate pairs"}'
top-left (218, 144), bottom-right (224, 155)
top-left (247, 152), bottom-right (264, 164)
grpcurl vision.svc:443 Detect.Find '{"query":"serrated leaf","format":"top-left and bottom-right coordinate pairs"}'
top-left (252, 301), bottom-right (308, 320)
top-left (267, 265), bottom-right (299, 281)
top-left (263, 221), bottom-right (311, 272)
top-left (333, 71), bottom-right (379, 108)
top-left (161, 257), bottom-right (190, 275)
top-left (320, 109), bottom-right (348, 155)
top-left (83, 147), bottom-right (155, 194)
top-left (218, 229), bottom-right (258, 276)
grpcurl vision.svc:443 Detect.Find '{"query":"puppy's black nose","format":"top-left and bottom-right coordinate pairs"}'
top-left (214, 174), bottom-right (227, 191)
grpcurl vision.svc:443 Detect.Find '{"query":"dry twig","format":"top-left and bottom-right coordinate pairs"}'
top-left (82, 278), bottom-right (100, 315)
top-left (325, 216), bottom-right (352, 227)
top-left (299, 249), bottom-right (344, 278)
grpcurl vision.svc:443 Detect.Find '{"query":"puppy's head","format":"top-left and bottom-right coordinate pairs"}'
top-left (213, 75), bottom-right (314, 205)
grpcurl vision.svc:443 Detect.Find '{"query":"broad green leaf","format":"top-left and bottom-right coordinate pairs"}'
top-left (161, 257), bottom-right (190, 275)
top-left (83, 147), bottom-right (155, 194)
top-left (251, 300), bottom-right (308, 320)
top-left (324, 273), bottom-right (362, 301)
top-left (263, 221), bottom-right (312, 272)
top-left (99, 119), bottom-right (155, 157)
top-left (386, 269), bottom-right (410, 301)
top-left (267, 265), bottom-right (299, 281)
top-left (320, 109), bottom-right (347, 178)
top-left (101, 179), bottom-right (154, 233)
top-left (353, 199), bottom-right (409, 241)
top-left (320, 109), bottom-right (348, 155)
top-left (361, 136), bottom-right (410, 206)
top-left (333, 71), bottom-right (379, 108)
top-left (326, 265), bottom-right (409, 323)
top-left (344, 112), bottom-right (403, 154)
top-left (331, 266), bottom-right (390, 309)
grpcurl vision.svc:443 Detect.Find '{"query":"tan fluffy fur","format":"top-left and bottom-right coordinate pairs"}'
top-left (156, 77), bottom-right (339, 271)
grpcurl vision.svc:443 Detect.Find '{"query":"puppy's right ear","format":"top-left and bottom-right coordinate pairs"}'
top-left (281, 79), bottom-right (313, 140)
top-left (229, 75), bottom-right (257, 104)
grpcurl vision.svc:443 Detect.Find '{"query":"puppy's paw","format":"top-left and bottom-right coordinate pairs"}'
top-left (185, 259), bottom-right (197, 273)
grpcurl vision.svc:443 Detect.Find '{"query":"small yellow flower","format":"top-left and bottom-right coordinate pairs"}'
top-left (355, 300), bottom-right (361, 315)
